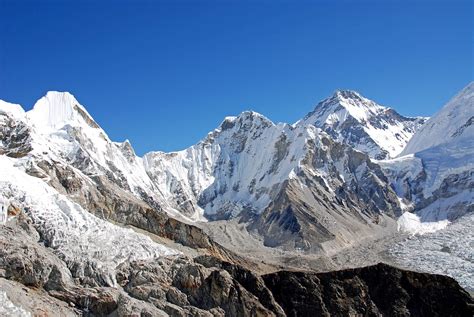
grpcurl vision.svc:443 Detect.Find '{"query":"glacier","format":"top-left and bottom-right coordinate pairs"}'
top-left (390, 213), bottom-right (474, 292)
top-left (0, 155), bottom-right (179, 287)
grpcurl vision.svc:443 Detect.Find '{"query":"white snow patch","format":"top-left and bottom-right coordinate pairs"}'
top-left (0, 100), bottom-right (26, 119)
top-left (397, 212), bottom-right (449, 235)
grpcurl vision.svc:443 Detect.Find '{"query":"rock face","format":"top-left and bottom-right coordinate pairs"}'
top-left (145, 112), bottom-right (402, 252)
top-left (0, 103), bottom-right (32, 158)
top-left (263, 263), bottom-right (474, 317)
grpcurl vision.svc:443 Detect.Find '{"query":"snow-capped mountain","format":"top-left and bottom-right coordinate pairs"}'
top-left (299, 90), bottom-right (427, 159)
top-left (381, 82), bottom-right (473, 227)
top-left (0, 90), bottom-right (404, 253)
top-left (0, 92), bottom-right (202, 224)
top-left (0, 84), bottom-right (473, 315)
top-left (0, 86), bottom-right (471, 253)
top-left (146, 110), bottom-right (401, 250)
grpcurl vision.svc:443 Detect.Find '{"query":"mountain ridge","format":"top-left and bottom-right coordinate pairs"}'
top-left (1, 83), bottom-right (473, 316)
top-left (0, 88), bottom-right (426, 159)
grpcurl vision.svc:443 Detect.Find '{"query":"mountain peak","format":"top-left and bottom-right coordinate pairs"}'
top-left (27, 91), bottom-right (100, 130)
top-left (333, 89), bottom-right (364, 101)
top-left (305, 90), bottom-right (385, 126)
top-left (219, 110), bottom-right (273, 132)
top-left (236, 110), bottom-right (268, 120)
top-left (299, 90), bottom-right (425, 159)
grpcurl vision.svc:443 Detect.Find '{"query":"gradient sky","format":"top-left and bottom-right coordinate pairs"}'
top-left (1, 0), bottom-right (472, 155)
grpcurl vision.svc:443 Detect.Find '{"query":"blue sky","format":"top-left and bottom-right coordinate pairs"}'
top-left (1, 0), bottom-right (472, 155)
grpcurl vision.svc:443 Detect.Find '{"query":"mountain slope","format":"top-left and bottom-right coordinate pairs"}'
top-left (145, 111), bottom-right (401, 251)
top-left (0, 155), bottom-right (178, 287)
top-left (299, 90), bottom-right (427, 159)
top-left (401, 82), bottom-right (474, 156)
top-left (0, 91), bottom-right (403, 254)
top-left (381, 82), bottom-right (474, 224)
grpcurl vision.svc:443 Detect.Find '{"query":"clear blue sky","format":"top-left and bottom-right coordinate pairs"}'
top-left (1, 0), bottom-right (472, 155)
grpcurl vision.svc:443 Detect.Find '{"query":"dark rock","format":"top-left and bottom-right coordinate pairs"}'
top-left (263, 263), bottom-right (474, 317)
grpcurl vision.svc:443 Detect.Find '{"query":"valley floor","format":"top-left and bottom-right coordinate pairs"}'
top-left (198, 214), bottom-right (474, 292)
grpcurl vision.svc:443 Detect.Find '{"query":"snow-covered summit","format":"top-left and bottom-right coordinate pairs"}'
top-left (27, 91), bottom-right (99, 131)
top-left (299, 90), bottom-right (427, 159)
top-left (303, 89), bottom-right (385, 125)
top-left (218, 110), bottom-right (273, 130)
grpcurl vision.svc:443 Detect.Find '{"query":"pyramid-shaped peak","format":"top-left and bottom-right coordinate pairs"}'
top-left (27, 91), bottom-right (99, 130)
top-left (307, 89), bottom-right (386, 124)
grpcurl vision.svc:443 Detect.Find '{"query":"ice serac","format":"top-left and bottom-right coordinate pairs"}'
top-left (299, 90), bottom-right (427, 159)
top-left (381, 82), bottom-right (474, 225)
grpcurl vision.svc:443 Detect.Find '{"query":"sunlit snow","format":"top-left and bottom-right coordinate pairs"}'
top-left (0, 155), bottom-right (179, 286)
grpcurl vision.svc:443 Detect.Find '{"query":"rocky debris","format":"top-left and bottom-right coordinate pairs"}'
top-left (194, 255), bottom-right (286, 316)
top-left (0, 214), bottom-right (73, 291)
top-left (117, 256), bottom-right (276, 316)
top-left (263, 262), bottom-right (474, 317)
top-left (0, 278), bottom-right (78, 317)
top-left (0, 112), bottom-right (32, 158)
top-left (1, 211), bottom-right (473, 316)
top-left (7, 203), bottom-right (20, 216)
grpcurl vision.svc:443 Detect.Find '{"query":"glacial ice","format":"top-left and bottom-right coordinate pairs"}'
top-left (0, 155), bottom-right (179, 287)
top-left (391, 213), bottom-right (474, 291)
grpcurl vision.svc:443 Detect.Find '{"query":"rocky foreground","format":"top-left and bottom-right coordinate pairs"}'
top-left (1, 213), bottom-right (472, 317)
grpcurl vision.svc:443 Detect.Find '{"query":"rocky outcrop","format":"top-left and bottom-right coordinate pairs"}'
top-left (1, 213), bottom-right (473, 316)
top-left (0, 111), bottom-right (32, 158)
top-left (263, 263), bottom-right (474, 317)
top-left (0, 214), bottom-right (73, 291)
